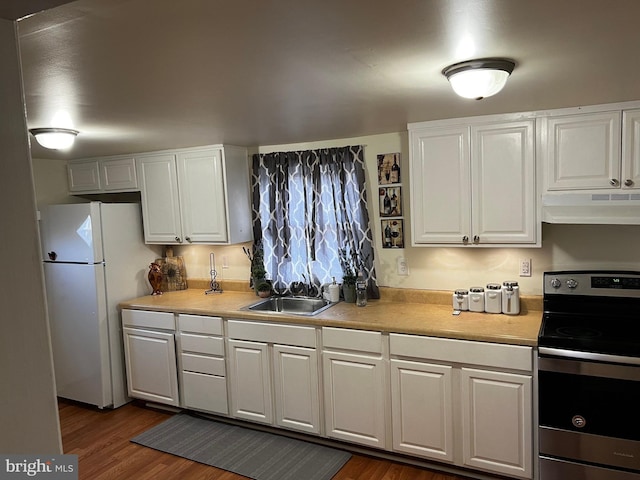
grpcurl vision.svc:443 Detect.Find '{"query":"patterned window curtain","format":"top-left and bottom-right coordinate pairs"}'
top-left (251, 145), bottom-right (379, 299)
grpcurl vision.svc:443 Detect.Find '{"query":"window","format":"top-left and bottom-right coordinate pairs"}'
top-left (251, 145), bottom-right (379, 298)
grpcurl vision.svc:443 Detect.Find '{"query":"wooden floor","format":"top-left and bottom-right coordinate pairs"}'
top-left (59, 399), bottom-right (471, 480)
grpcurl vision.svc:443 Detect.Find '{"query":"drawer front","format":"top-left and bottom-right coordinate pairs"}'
top-left (180, 333), bottom-right (224, 356)
top-left (181, 353), bottom-right (226, 376)
top-left (178, 314), bottom-right (223, 335)
top-left (322, 326), bottom-right (383, 354)
top-left (182, 371), bottom-right (228, 415)
top-left (227, 320), bottom-right (316, 347)
top-left (389, 333), bottom-right (533, 372)
top-left (122, 309), bottom-right (174, 330)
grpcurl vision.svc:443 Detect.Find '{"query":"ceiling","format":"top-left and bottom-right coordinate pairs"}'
top-left (14, 0), bottom-right (640, 160)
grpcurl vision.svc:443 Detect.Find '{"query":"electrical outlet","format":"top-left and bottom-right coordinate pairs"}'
top-left (519, 258), bottom-right (531, 277)
top-left (397, 257), bottom-right (409, 276)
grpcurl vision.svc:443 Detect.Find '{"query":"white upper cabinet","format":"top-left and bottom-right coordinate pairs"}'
top-left (68, 156), bottom-right (138, 193)
top-left (137, 145), bottom-right (253, 245)
top-left (543, 108), bottom-right (640, 191)
top-left (409, 117), bottom-right (537, 246)
top-left (622, 109), bottom-right (640, 189)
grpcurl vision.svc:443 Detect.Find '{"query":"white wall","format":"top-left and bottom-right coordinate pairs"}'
top-left (173, 132), bottom-right (640, 295)
top-left (31, 157), bottom-right (76, 208)
top-left (0, 19), bottom-right (61, 453)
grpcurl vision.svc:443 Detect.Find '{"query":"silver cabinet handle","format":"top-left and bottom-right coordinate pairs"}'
top-left (186, 236), bottom-right (192, 243)
top-left (473, 235), bottom-right (480, 244)
top-left (462, 236), bottom-right (469, 244)
top-left (610, 178), bottom-right (620, 187)
top-left (175, 236), bottom-right (181, 242)
top-left (624, 179), bottom-right (634, 187)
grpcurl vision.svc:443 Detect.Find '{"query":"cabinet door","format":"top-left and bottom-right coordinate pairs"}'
top-left (68, 160), bottom-right (100, 192)
top-left (101, 157), bottom-right (138, 191)
top-left (176, 148), bottom-right (228, 243)
top-left (390, 359), bottom-right (454, 462)
top-left (409, 125), bottom-right (471, 244)
top-left (545, 111), bottom-right (621, 190)
top-left (622, 109), bottom-right (640, 190)
top-left (461, 368), bottom-right (532, 479)
top-left (122, 327), bottom-right (179, 406)
top-left (471, 120), bottom-right (536, 244)
top-left (228, 339), bottom-right (273, 425)
top-left (323, 350), bottom-right (386, 448)
top-left (136, 154), bottom-right (183, 243)
top-left (273, 344), bottom-right (320, 435)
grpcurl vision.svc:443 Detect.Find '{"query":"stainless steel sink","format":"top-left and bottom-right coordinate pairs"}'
top-left (241, 296), bottom-right (337, 316)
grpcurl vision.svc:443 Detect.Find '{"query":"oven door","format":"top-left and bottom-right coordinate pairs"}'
top-left (538, 351), bottom-right (640, 478)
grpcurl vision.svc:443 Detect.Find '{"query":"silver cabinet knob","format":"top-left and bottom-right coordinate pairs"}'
top-left (610, 178), bottom-right (620, 187)
top-left (186, 236), bottom-right (192, 243)
top-left (624, 179), bottom-right (634, 187)
top-left (175, 236), bottom-right (181, 242)
top-left (473, 235), bottom-right (480, 244)
top-left (462, 236), bottom-right (469, 244)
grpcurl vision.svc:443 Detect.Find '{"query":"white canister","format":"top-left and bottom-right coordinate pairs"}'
top-left (468, 287), bottom-right (485, 312)
top-left (502, 281), bottom-right (520, 315)
top-left (485, 283), bottom-right (502, 313)
top-left (453, 289), bottom-right (469, 311)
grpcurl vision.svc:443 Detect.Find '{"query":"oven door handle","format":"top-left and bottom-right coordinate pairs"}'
top-left (539, 348), bottom-right (640, 381)
top-left (539, 347), bottom-right (640, 366)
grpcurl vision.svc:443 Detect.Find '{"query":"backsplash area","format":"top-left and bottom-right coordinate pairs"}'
top-left (173, 223), bottom-right (640, 296)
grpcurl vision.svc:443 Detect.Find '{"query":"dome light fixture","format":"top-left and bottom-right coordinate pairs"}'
top-left (29, 127), bottom-right (79, 150)
top-left (442, 58), bottom-right (515, 100)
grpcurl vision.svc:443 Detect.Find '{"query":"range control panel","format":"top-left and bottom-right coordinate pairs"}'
top-left (544, 271), bottom-right (640, 297)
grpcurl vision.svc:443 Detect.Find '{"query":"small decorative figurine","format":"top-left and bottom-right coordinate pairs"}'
top-left (148, 262), bottom-right (163, 295)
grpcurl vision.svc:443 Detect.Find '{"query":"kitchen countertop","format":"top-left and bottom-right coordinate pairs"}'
top-left (119, 288), bottom-right (542, 347)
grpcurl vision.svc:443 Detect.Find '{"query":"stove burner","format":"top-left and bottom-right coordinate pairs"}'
top-left (555, 326), bottom-right (603, 338)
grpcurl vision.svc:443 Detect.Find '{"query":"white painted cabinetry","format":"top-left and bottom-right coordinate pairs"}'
top-left (121, 309), bottom-right (179, 407)
top-left (409, 117), bottom-right (537, 246)
top-left (389, 333), bottom-right (533, 479)
top-left (543, 108), bottom-right (640, 191)
top-left (322, 327), bottom-right (388, 449)
top-left (177, 314), bottom-right (228, 415)
top-left (136, 145), bottom-right (252, 245)
top-left (227, 320), bottom-right (321, 434)
top-left (68, 156), bottom-right (138, 193)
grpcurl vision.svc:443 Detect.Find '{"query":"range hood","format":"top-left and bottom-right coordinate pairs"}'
top-left (542, 193), bottom-right (640, 225)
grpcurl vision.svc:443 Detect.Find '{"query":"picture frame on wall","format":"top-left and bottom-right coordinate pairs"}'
top-left (377, 152), bottom-right (401, 185)
top-left (378, 186), bottom-right (402, 217)
top-left (381, 219), bottom-right (405, 248)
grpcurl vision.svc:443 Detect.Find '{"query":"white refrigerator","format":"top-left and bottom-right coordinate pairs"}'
top-left (40, 202), bottom-right (160, 408)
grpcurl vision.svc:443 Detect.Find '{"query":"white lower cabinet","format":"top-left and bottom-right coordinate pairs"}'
top-left (322, 327), bottom-right (388, 449)
top-left (389, 333), bottom-right (533, 479)
top-left (390, 359), bottom-right (454, 462)
top-left (122, 309), bottom-right (179, 407)
top-left (177, 314), bottom-right (228, 415)
top-left (461, 368), bottom-right (532, 479)
top-left (227, 320), bottom-right (321, 434)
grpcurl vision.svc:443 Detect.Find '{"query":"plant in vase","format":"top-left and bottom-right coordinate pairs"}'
top-left (338, 248), bottom-right (367, 303)
top-left (243, 242), bottom-right (271, 296)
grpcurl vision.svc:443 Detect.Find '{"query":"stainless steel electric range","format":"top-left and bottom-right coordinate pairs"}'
top-left (538, 271), bottom-right (640, 480)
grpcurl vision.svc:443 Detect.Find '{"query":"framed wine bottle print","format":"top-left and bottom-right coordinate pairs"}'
top-left (378, 186), bottom-right (402, 217)
top-left (377, 152), bottom-right (401, 185)
top-left (381, 219), bottom-right (405, 248)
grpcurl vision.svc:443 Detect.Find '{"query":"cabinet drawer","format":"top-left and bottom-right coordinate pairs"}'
top-left (389, 333), bottom-right (532, 372)
top-left (228, 320), bottom-right (317, 347)
top-left (181, 353), bottom-right (225, 376)
top-left (179, 333), bottom-right (224, 355)
top-left (322, 327), bottom-right (383, 354)
top-left (178, 314), bottom-right (223, 335)
top-left (182, 371), bottom-right (228, 415)
top-left (122, 309), bottom-right (174, 330)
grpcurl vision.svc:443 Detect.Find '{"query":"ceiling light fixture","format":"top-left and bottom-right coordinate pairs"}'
top-left (442, 58), bottom-right (515, 100)
top-left (29, 127), bottom-right (79, 150)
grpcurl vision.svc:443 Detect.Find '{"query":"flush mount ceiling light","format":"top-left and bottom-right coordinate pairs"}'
top-left (29, 127), bottom-right (79, 150)
top-left (442, 58), bottom-right (515, 100)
